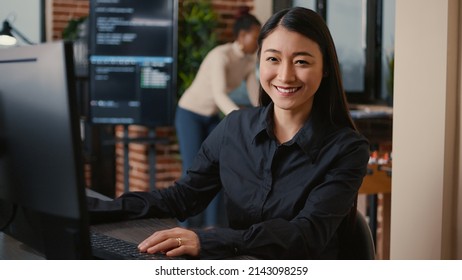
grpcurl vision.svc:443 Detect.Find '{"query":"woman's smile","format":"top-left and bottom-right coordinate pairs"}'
top-left (273, 85), bottom-right (302, 96)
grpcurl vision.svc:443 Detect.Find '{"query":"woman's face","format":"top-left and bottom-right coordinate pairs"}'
top-left (238, 25), bottom-right (261, 54)
top-left (259, 26), bottom-right (324, 117)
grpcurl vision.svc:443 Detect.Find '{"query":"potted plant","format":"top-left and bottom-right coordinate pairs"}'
top-left (177, 0), bottom-right (219, 97)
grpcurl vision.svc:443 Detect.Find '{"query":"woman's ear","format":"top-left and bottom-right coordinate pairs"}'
top-left (323, 71), bottom-right (329, 77)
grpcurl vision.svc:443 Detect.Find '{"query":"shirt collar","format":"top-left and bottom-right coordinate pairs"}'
top-left (252, 103), bottom-right (315, 155)
top-left (252, 104), bottom-right (272, 142)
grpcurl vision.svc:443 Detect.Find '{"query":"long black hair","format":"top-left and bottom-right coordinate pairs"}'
top-left (257, 7), bottom-right (356, 131)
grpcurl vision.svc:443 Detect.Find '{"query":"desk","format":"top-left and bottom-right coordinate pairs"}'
top-left (1, 189), bottom-right (258, 260)
top-left (0, 190), bottom-right (181, 260)
top-left (0, 232), bottom-right (45, 260)
top-left (351, 104), bottom-right (393, 154)
top-left (3, 185), bottom-right (261, 261)
top-left (1, 217), bottom-right (258, 260)
top-left (0, 217), bottom-right (178, 260)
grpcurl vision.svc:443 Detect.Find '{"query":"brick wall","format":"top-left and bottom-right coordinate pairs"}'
top-left (52, 0), bottom-right (256, 42)
top-left (52, 0), bottom-right (89, 40)
top-left (51, 0), bottom-right (256, 196)
top-left (113, 125), bottom-right (182, 196)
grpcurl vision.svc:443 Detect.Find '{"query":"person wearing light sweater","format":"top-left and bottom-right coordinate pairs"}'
top-left (178, 41), bottom-right (259, 116)
top-left (175, 10), bottom-right (261, 228)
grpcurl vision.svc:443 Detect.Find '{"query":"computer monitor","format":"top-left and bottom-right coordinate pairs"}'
top-left (0, 41), bottom-right (92, 259)
top-left (88, 0), bottom-right (178, 127)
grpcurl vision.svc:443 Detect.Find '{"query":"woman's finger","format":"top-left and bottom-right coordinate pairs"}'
top-left (138, 227), bottom-right (200, 257)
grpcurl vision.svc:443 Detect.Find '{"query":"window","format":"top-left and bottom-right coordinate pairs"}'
top-left (275, 0), bottom-right (394, 105)
top-left (327, 0), bottom-right (365, 95)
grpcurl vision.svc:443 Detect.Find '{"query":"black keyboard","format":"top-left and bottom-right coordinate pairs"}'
top-left (90, 231), bottom-right (177, 260)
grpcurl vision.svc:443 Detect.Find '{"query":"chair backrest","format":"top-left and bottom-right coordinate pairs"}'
top-left (338, 211), bottom-right (376, 260)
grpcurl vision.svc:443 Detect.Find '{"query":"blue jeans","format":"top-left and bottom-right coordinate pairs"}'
top-left (175, 107), bottom-right (223, 227)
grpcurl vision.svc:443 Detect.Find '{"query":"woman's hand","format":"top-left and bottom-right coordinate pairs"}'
top-left (138, 227), bottom-right (200, 257)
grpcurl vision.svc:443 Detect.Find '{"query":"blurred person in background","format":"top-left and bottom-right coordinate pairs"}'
top-left (175, 7), bottom-right (261, 227)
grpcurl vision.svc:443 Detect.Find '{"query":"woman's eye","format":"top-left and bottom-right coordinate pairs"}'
top-left (295, 60), bottom-right (309, 65)
top-left (266, 57), bottom-right (278, 62)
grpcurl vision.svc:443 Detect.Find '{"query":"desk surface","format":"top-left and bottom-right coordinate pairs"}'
top-left (349, 104), bottom-right (393, 119)
top-left (1, 190), bottom-right (181, 260)
top-left (0, 232), bottom-right (45, 260)
top-left (0, 217), bottom-right (179, 260)
top-left (1, 217), bottom-right (258, 260)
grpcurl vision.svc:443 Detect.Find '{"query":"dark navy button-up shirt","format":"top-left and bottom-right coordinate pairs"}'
top-left (88, 104), bottom-right (370, 259)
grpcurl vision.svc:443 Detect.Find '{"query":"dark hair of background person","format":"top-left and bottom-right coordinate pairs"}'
top-left (232, 6), bottom-right (262, 38)
top-left (257, 7), bottom-right (357, 132)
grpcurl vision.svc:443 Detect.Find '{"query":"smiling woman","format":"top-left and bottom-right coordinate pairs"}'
top-left (259, 27), bottom-right (325, 143)
top-left (87, 7), bottom-right (370, 260)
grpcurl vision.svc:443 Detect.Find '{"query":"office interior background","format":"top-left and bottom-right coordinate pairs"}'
top-left (1, 0), bottom-right (461, 260)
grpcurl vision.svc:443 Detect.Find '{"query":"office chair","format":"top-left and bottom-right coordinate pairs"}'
top-left (338, 211), bottom-right (376, 260)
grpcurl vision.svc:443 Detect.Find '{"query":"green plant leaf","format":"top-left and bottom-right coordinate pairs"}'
top-left (177, 0), bottom-right (219, 96)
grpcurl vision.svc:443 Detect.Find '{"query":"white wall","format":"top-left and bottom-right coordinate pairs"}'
top-left (254, 0), bottom-right (272, 25)
top-left (391, 0), bottom-right (460, 259)
top-left (0, 0), bottom-right (41, 45)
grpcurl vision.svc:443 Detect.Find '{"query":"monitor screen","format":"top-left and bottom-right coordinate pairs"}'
top-left (0, 41), bottom-right (92, 259)
top-left (88, 0), bottom-right (178, 126)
